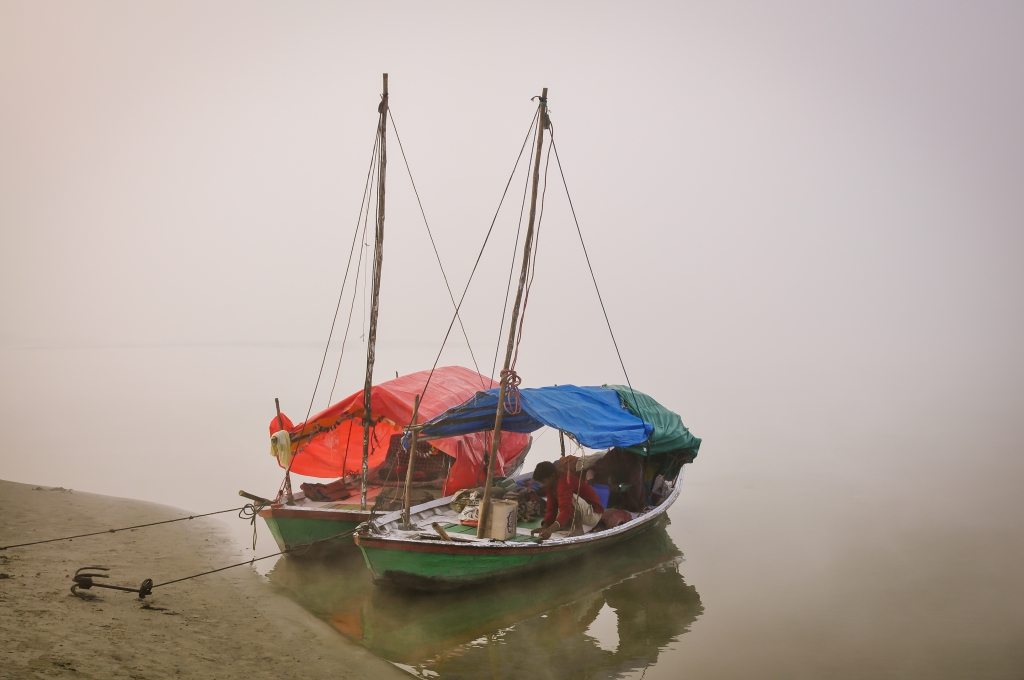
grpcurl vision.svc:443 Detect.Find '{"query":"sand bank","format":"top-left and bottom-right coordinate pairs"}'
top-left (0, 479), bottom-right (405, 679)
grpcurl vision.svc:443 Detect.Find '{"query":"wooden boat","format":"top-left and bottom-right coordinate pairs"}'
top-left (355, 384), bottom-right (699, 588)
top-left (258, 366), bottom-right (530, 554)
top-left (353, 88), bottom-right (702, 589)
top-left (249, 75), bottom-right (530, 554)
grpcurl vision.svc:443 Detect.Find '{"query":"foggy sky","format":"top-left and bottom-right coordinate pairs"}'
top-left (3, 3), bottom-right (1024, 677)
top-left (1, 0), bottom-right (1022, 522)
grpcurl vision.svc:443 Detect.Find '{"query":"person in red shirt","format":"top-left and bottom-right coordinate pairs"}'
top-left (531, 456), bottom-right (605, 540)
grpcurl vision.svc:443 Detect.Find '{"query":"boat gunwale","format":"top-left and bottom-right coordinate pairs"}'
top-left (355, 482), bottom-right (681, 555)
top-left (259, 443), bottom-right (534, 522)
top-left (260, 506), bottom-right (374, 521)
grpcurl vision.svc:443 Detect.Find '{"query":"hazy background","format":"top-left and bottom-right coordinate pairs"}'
top-left (2, 1), bottom-right (1023, 678)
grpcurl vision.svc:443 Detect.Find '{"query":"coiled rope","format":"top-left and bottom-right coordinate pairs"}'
top-left (500, 368), bottom-right (523, 415)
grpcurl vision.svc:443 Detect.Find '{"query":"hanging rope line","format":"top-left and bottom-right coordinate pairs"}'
top-left (508, 133), bottom-right (555, 375)
top-left (304, 127), bottom-right (381, 420)
top-left (327, 201), bottom-right (372, 406)
top-left (418, 107), bottom-right (541, 402)
top-left (323, 125), bottom-right (380, 405)
top-left (1, 505), bottom-right (250, 551)
top-left (490, 115), bottom-right (539, 384)
top-left (388, 109), bottom-right (485, 385)
top-left (326, 132), bottom-right (381, 404)
top-left (276, 126), bottom-right (383, 496)
top-left (550, 135), bottom-right (639, 408)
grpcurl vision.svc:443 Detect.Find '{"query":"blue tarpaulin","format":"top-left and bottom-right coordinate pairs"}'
top-left (411, 384), bottom-right (655, 450)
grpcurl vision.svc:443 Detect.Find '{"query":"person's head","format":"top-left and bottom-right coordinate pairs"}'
top-left (533, 461), bottom-right (557, 486)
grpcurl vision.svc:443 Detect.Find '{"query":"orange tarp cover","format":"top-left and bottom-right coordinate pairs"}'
top-left (269, 366), bottom-right (529, 494)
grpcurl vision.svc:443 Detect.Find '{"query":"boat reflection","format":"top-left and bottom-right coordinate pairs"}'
top-left (267, 522), bottom-right (703, 678)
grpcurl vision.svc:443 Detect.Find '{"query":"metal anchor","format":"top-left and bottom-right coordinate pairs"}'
top-left (71, 566), bottom-right (153, 599)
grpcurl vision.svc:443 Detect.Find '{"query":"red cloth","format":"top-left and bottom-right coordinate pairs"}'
top-left (269, 366), bottom-right (529, 493)
top-left (543, 456), bottom-right (605, 527)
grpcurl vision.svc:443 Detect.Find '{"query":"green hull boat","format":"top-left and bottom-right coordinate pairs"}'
top-left (355, 480), bottom-right (683, 590)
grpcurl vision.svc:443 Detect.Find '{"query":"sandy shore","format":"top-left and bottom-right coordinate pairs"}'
top-left (0, 479), bottom-right (405, 680)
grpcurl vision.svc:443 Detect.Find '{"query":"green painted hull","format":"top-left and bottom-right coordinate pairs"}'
top-left (356, 516), bottom-right (665, 590)
top-left (260, 509), bottom-right (363, 554)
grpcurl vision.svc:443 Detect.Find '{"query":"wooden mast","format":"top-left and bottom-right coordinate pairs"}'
top-left (477, 87), bottom-right (548, 537)
top-left (361, 73), bottom-right (389, 510)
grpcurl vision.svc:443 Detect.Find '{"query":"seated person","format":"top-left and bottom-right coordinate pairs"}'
top-left (530, 457), bottom-right (604, 539)
top-left (589, 447), bottom-right (645, 512)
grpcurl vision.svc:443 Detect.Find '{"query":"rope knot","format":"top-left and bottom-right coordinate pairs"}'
top-left (500, 369), bottom-right (523, 415)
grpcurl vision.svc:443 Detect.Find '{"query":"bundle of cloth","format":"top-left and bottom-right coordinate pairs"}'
top-left (299, 479), bottom-right (351, 502)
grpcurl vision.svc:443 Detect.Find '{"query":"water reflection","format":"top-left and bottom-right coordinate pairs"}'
top-left (267, 523), bottom-right (703, 678)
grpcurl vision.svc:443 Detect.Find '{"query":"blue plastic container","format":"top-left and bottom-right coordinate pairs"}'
top-left (591, 483), bottom-right (610, 508)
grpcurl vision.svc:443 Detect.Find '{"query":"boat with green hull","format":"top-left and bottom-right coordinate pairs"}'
top-left (248, 75), bottom-right (530, 555)
top-left (356, 483), bottom-right (680, 590)
top-left (257, 366), bottom-right (531, 555)
top-left (354, 382), bottom-right (699, 590)
top-left (353, 87), bottom-right (702, 590)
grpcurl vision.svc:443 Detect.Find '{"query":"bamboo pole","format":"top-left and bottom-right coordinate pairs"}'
top-left (275, 397), bottom-right (295, 504)
top-left (400, 394), bottom-right (421, 528)
top-left (477, 88), bottom-right (548, 538)
top-left (361, 73), bottom-right (389, 510)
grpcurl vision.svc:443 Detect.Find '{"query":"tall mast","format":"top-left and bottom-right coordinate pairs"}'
top-left (361, 73), bottom-right (389, 510)
top-left (477, 87), bottom-right (548, 537)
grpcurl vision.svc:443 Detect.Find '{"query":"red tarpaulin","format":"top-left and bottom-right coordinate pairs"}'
top-left (269, 366), bottom-right (530, 494)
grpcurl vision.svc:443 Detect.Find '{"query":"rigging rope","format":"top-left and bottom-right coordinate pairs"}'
top-left (278, 125), bottom-right (383, 495)
top-left (491, 115), bottom-right (540, 383)
top-left (507, 133), bottom-right (555, 374)
top-left (419, 108), bottom-right (541, 402)
top-left (326, 129), bottom-right (382, 405)
top-left (388, 109), bottom-right (485, 384)
top-left (327, 202), bottom-right (372, 406)
top-left (549, 135), bottom-right (640, 410)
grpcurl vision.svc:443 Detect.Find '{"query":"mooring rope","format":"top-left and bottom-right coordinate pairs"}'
top-left (1, 505), bottom-right (249, 551)
top-left (238, 502), bottom-right (269, 551)
top-left (148, 524), bottom-right (354, 590)
top-left (69, 524), bottom-right (364, 599)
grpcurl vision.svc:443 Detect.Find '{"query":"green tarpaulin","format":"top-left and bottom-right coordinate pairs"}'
top-left (609, 385), bottom-right (702, 458)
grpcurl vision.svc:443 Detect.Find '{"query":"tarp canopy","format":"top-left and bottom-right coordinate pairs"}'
top-left (412, 384), bottom-right (657, 450)
top-left (610, 385), bottom-right (702, 457)
top-left (270, 366), bottom-right (530, 492)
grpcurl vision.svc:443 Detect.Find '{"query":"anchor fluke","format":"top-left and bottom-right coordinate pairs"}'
top-left (71, 566), bottom-right (154, 599)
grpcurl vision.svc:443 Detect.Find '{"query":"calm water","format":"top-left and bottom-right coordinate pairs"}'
top-left (2, 345), bottom-right (1022, 678)
top-left (267, 525), bottom-right (701, 679)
